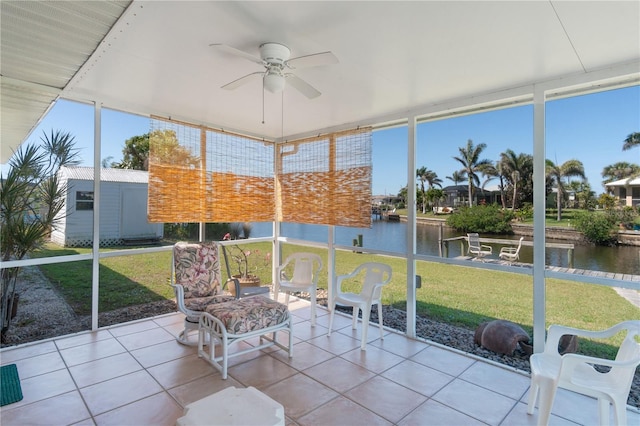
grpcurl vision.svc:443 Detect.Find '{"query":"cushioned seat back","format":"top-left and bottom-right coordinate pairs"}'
top-left (174, 241), bottom-right (223, 299)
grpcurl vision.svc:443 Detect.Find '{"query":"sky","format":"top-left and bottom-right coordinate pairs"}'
top-left (2, 85), bottom-right (639, 196)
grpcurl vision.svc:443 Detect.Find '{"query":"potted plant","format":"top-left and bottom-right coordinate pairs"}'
top-left (225, 244), bottom-right (271, 292)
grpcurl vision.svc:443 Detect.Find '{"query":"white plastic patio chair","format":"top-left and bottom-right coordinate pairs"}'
top-left (499, 237), bottom-right (524, 262)
top-left (326, 262), bottom-right (392, 350)
top-left (274, 253), bottom-right (323, 326)
top-left (527, 320), bottom-right (640, 426)
top-left (467, 233), bottom-right (492, 260)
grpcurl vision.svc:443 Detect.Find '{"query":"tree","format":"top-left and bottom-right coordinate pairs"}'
top-left (545, 159), bottom-right (586, 221)
top-left (149, 129), bottom-right (200, 167)
top-left (1, 130), bottom-right (80, 342)
top-left (500, 149), bottom-right (532, 210)
top-left (119, 134), bottom-right (150, 170)
top-left (601, 161), bottom-right (640, 185)
top-left (446, 170), bottom-right (467, 186)
top-left (416, 167), bottom-right (441, 213)
top-left (453, 139), bottom-right (493, 207)
top-left (622, 132), bottom-right (640, 151)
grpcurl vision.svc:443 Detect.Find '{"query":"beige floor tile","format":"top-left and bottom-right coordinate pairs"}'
top-left (60, 337), bottom-right (126, 367)
top-left (0, 341), bottom-right (57, 364)
top-left (0, 391), bottom-right (91, 426)
top-left (398, 399), bottom-right (487, 426)
top-left (153, 312), bottom-right (185, 327)
top-left (162, 321), bottom-right (189, 340)
top-left (107, 319), bottom-right (159, 337)
top-left (340, 345), bottom-right (404, 373)
top-left (130, 339), bottom-right (197, 368)
top-left (262, 373), bottom-right (339, 419)
top-left (228, 353), bottom-right (298, 389)
top-left (432, 378), bottom-right (517, 425)
top-left (303, 357), bottom-right (376, 393)
top-left (69, 352), bottom-right (142, 388)
top-left (168, 374), bottom-right (243, 407)
top-left (80, 370), bottom-right (163, 416)
top-left (345, 376), bottom-right (427, 424)
top-left (55, 330), bottom-right (113, 350)
top-left (460, 361), bottom-right (531, 400)
top-left (270, 341), bottom-right (334, 371)
top-left (370, 332), bottom-right (430, 358)
top-left (292, 322), bottom-right (329, 342)
top-left (115, 327), bottom-right (175, 351)
top-left (93, 391), bottom-right (183, 426)
top-left (147, 353), bottom-right (219, 388)
top-left (10, 368), bottom-right (77, 408)
top-left (315, 310), bottom-right (353, 330)
top-left (297, 395), bottom-right (392, 426)
top-left (410, 344), bottom-right (476, 376)
top-left (381, 359), bottom-right (454, 397)
top-left (13, 350), bottom-right (66, 379)
top-left (500, 401), bottom-right (579, 426)
top-left (307, 330), bottom-right (361, 355)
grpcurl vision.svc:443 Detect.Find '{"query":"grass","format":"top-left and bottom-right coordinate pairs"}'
top-left (31, 241), bottom-right (638, 358)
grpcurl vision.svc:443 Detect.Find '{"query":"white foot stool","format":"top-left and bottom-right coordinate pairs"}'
top-left (176, 386), bottom-right (284, 426)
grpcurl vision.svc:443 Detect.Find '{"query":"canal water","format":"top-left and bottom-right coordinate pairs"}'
top-left (251, 220), bottom-right (640, 275)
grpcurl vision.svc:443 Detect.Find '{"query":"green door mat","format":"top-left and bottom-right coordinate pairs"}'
top-left (1, 364), bottom-right (23, 406)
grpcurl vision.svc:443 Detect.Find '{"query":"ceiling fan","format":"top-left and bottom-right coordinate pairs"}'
top-left (211, 42), bottom-right (338, 99)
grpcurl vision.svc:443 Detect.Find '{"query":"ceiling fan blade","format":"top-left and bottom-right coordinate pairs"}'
top-left (285, 74), bottom-right (321, 99)
top-left (210, 43), bottom-right (264, 65)
top-left (286, 51), bottom-right (338, 70)
top-left (221, 72), bottom-right (264, 90)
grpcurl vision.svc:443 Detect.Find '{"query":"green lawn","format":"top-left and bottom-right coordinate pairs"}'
top-left (32, 241), bottom-right (638, 359)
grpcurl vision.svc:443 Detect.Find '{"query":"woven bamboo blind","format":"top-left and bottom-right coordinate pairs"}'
top-left (148, 118), bottom-right (275, 223)
top-left (148, 117), bottom-right (371, 228)
top-left (277, 128), bottom-right (372, 227)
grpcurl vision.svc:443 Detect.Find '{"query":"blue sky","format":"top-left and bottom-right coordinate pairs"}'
top-left (3, 86), bottom-right (638, 196)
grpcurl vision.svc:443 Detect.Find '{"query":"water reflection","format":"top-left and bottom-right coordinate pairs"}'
top-left (250, 220), bottom-right (639, 275)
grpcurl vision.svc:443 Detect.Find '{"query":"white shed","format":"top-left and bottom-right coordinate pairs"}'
top-left (51, 166), bottom-right (163, 247)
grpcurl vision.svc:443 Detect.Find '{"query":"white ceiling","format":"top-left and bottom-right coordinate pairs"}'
top-left (2, 1), bottom-right (640, 162)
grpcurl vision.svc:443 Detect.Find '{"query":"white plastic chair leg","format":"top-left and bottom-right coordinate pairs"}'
top-left (309, 288), bottom-right (317, 327)
top-left (377, 302), bottom-right (384, 340)
top-left (351, 307), bottom-right (358, 329)
top-left (598, 398), bottom-right (611, 426)
top-left (611, 399), bottom-right (626, 426)
top-left (360, 304), bottom-right (371, 351)
top-left (327, 302), bottom-right (335, 337)
top-left (532, 376), bottom-right (557, 426)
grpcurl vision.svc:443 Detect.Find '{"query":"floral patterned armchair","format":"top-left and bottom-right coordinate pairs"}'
top-left (171, 241), bottom-right (239, 345)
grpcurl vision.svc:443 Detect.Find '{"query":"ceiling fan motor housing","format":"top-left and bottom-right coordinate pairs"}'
top-left (259, 42), bottom-right (291, 65)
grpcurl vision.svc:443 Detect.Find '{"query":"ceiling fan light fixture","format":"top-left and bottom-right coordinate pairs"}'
top-left (264, 71), bottom-right (285, 93)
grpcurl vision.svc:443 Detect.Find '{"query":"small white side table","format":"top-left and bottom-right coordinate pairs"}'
top-left (176, 386), bottom-right (284, 426)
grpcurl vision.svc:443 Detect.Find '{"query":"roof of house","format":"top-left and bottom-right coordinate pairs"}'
top-left (58, 166), bottom-right (148, 184)
top-left (605, 177), bottom-right (640, 187)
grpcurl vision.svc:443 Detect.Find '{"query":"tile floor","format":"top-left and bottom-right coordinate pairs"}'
top-left (1, 297), bottom-right (638, 426)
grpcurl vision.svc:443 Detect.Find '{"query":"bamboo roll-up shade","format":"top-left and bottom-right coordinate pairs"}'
top-left (278, 128), bottom-right (372, 227)
top-left (148, 118), bottom-right (275, 223)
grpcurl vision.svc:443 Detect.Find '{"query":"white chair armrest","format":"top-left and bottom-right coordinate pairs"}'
top-left (481, 244), bottom-right (492, 253)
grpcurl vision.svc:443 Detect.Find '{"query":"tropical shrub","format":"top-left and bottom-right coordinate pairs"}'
top-left (572, 211), bottom-right (617, 245)
top-left (446, 204), bottom-right (515, 233)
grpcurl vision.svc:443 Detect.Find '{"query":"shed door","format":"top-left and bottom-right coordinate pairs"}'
top-left (121, 188), bottom-right (157, 238)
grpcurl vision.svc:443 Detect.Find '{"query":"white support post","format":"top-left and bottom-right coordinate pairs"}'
top-left (406, 116), bottom-right (417, 338)
top-left (533, 87), bottom-right (547, 353)
top-left (327, 225), bottom-right (336, 312)
top-left (91, 102), bottom-right (102, 331)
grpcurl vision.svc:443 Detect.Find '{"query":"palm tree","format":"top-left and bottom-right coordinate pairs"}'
top-left (1, 130), bottom-right (80, 341)
top-left (500, 149), bottom-right (531, 210)
top-left (453, 139), bottom-right (493, 207)
top-left (416, 167), bottom-right (441, 213)
top-left (622, 132), bottom-right (640, 151)
top-left (601, 161), bottom-right (640, 185)
top-left (446, 170), bottom-right (467, 186)
top-left (545, 159), bottom-right (586, 221)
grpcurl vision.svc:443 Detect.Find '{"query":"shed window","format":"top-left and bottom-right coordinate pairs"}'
top-left (76, 191), bottom-right (94, 210)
